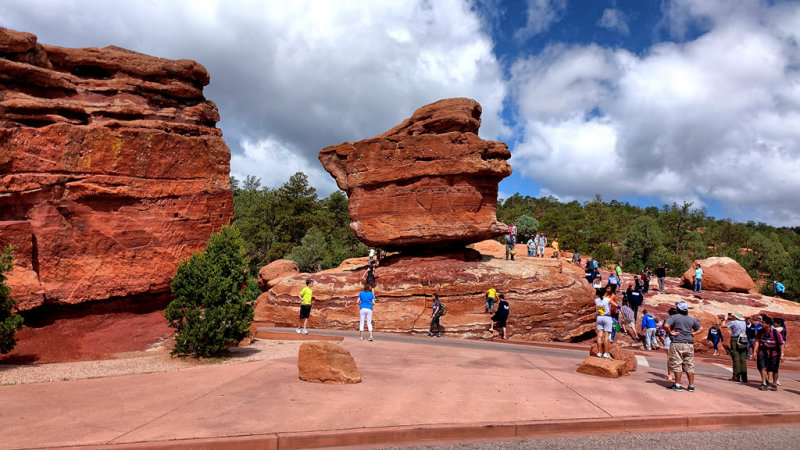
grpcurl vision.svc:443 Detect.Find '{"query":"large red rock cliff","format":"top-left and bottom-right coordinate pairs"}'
top-left (0, 27), bottom-right (232, 310)
top-left (318, 98), bottom-right (512, 249)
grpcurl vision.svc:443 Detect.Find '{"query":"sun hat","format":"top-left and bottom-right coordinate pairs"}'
top-left (732, 311), bottom-right (745, 321)
top-left (675, 301), bottom-right (689, 312)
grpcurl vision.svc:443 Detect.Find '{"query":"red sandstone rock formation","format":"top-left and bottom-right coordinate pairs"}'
top-left (298, 342), bottom-right (362, 384)
top-left (318, 98), bottom-right (511, 249)
top-left (589, 342), bottom-right (637, 372)
top-left (255, 244), bottom-right (596, 342)
top-left (680, 257), bottom-right (755, 293)
top-left (576, 356), bottom-right (629, 378)
top-left (0, 27), bottom-right (232, 310)
top-left (257, 259), bottom-right (300, 291)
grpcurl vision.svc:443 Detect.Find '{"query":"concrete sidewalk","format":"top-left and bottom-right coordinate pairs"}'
top-left (2, 333), bottom-right (799, 449)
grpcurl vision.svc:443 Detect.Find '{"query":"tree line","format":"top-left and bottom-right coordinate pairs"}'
top-left (497, 194), bottom-right (799, 300)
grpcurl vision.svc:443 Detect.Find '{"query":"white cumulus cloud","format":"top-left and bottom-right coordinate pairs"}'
top-left (598, 8), bottom-right (630, 35)
top-left (514, 0), bottom-right (567, 41)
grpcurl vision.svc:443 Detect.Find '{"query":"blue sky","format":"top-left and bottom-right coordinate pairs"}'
top-left (2, 0), bottom-right (800, 226)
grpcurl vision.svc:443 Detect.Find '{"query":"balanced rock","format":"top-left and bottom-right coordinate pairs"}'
top-left (577, 356), bottom-right (629, 378)
top-left (0, 27), bottom-right (232, 310)
top-left (256, 243), bottom-right (595, 341)
top-left (589, 342), bottom-right (637, 372)
top-left (298, 342), bottom-right (362, 384)
top-left (257, 259), bottom-right (300, 291)
top-left (681, 257), bottom-right (755, 293)
top-left (318, 98), bottom-right (512, 249)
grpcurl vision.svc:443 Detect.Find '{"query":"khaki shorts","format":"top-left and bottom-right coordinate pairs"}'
top-left (668, 342), bottom-right (695, 373)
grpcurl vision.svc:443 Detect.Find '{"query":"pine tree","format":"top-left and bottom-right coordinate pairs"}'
top-left (165, 226), bottom-right (254, 357)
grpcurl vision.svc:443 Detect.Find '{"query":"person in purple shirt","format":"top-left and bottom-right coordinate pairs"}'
top-left (753, 316), bottom-right (785, 391)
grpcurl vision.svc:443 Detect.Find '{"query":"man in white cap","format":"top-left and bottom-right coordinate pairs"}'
top-left (662, 301), bottom-right (703, 392)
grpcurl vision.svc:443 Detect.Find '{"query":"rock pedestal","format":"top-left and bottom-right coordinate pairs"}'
top-left (318, 98), bottom-right (511, 250)
top-left (589, 342), bottom-right (637, 372)
top-left (298, 342), bottom-right (362, 384)
top-left (0, 27), bottom-right (232, 310)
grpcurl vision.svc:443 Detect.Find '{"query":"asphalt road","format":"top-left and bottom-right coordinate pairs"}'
top-left (389, 426), bottom-right (800, 449)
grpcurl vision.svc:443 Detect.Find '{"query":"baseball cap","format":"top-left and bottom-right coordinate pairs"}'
top-left (675, 301), bottom-right (689, 311)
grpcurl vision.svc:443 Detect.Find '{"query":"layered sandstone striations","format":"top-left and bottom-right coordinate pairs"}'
top-left (318, 98), bottom-right (512, 249)
top-left (0, 27), bottom-right (232, 310)
top-left (255, 246), bottom-right (596, 342)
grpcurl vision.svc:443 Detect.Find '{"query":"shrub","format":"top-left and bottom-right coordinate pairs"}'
top-left (592, 243), bottom-right (616, 266)
top-left (0, 246), bottom-right (24, 354)
top-left (165, 226), bottom-right (255, 357)
top-left (515, 214), bottom-right (540, 240)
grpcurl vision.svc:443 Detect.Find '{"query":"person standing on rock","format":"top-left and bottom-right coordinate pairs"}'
top-left (505, 233), bottom-right (516, 261)
top-left (607, 272), bottom-right (620, 295)
top-left (656, 264), bottom-right (667, 292)
top-left (551, 238), bottom-right (560, 259)
top-left (539, 234), bottom-right (547, 258)
top-left (297, 279), bottom-right (314, 335)
top-left (723, 312), bottom-right (748, 383)
top-left (693, 263), bottom-right (703, 292)
top-left (428, 293), bottom-right (443, 337)
top-left (663, 301), bottom-right (703, 392)
top-left (368, 248), bottom-right (376, 265)
top-left (488, 294), bottom-right (510, 339)
top-left (593, 287), bottom-right (617, 359)
top-left (615, 262), bottom-right (623, 284)
top-left (642, 267), bottom-right (652, 294)
top-left (753, 316), bottom-right (785, 391)
top-left (527, 235), bottom-right (536, 257)
top-left (706, 322), bottom-right (722, 356)
top-left (357, 284), bottom-right (378, 341)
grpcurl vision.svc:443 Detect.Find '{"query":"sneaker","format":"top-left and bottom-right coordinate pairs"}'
top-left (359, 336), bottom-right (364, 341)
top-left (776, 380), bottom-right (782, 386)
top-left (302, 329), bottom-right (309, 335)
top-left (427, 332), bottom-right (433, 337)
top-left (368, 337), bottom-right (373, 341)
top-left (759, 384), bottom-right (768, 391)
top-left (769, 384), bottom-right (778, 391)
top-left (295, 328), bottom-right (301, 334)
top-left (687, 385), bottom-right (695, 392)
top-left (437, 334), bottom-right (442, 337)
top-left (666, 384), bottom-right (683, 391)
top-left (603, 353), bottom-right (613, 360)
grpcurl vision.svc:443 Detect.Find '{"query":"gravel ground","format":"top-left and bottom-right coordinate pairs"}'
top-left (0, 339), bottom-right (306, 385)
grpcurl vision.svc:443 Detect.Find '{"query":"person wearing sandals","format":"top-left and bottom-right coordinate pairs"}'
top-left (357, 284), bottom-right (378, 341)
top-left (663, 301), bottom-right (703, 392)
top-left (753, 316), bottom-right (785, 391)
top-left (593, 287), bottom-right (617, 359)
top-left (488, 294), bottom-right (509, 339)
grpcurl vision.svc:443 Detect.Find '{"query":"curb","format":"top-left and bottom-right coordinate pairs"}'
top-left (79, 411), bottom-right (800, 449)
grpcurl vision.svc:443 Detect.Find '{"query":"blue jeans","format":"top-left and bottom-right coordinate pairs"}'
top-left (486, 298), bottom-right (495, 312)
top-left (645, 327), bottom-right (659, 350)
top-left (694, 278), bottom-right (702, 292)
top-left (528, 247), bottom-right (534, 256)
top-left (748, 338), bottom-right (755, 358)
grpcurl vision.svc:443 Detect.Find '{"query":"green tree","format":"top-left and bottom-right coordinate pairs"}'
top-left (165, 226), bottom-right (255, 357)
top-left (621, 216), bottom-right (666, 273)
top-left (286, 227), bottom-right (329, 272)
top-left (0, 246), bottom-right (24, 354)
top-left (515, 214), bottom-right (539, 240)
top-left (592, 242), bottom-right (616, 266)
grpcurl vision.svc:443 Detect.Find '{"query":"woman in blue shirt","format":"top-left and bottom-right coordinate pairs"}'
top-left (358, 284), bottom-right (377, 341)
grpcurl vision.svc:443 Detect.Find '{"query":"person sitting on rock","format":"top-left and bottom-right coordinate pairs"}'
top-left (485, 287), bottom-right (497, 314)
top-left (488, 294), bottom-right (509, 339)
top-left (593, 287), bottom-right (618, 359)
top-left (774, 281), bottom-right (786, 298)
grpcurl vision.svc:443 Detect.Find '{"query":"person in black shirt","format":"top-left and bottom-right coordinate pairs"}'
top-left (488, 294), bottom-right (510, 340)
top-left (656, 264), bottom-right (667, 292)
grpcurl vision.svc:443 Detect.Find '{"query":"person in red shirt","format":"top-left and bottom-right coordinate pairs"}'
top-left (752, 316), bottom-right (785, 391)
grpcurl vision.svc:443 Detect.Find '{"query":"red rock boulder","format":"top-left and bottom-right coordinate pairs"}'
top-left (318, 98), bottom-right (512, 250)
top-left (576, 356), bottom-right (629, 378)
top-left (0, 27), bottom-right (231, 310)
top-left (255, 249), bottom-right (595, 342)
top-left (258, 259), bottom-right (300, 291)
top-left (298, 342), bottom-right (362, 384)
top-left (589, 342), bottom-right (637, 372)
top-left (681, 257), bottom-right (755, 293)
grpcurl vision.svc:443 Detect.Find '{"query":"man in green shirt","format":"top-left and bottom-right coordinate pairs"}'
top-left (297, 279), bottom-right (313, 335)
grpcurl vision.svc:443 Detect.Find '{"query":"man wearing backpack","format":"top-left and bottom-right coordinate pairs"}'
top-left (428, 293), bottom-right (444, 337)
top-left (723, 312), bottom-right (748, 383)
top-left (607, 273), bottom-right (620, 295)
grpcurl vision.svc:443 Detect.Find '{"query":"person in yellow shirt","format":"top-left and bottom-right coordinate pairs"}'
top-left (552, 238), bottom-right (560, 259)
top-left (297, 279), bottom-right (313, 335)
top-left (485, 288), bottom-right (497, 313)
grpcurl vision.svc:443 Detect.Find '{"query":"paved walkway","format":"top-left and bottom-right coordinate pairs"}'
top-left (2, 331), bottom-right (799, 449)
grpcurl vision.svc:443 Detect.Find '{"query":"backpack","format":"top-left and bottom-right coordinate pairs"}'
top-left (438, 302), bottom-right (447, 316)
top-left (737, 331), bottom-right (749, 349)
